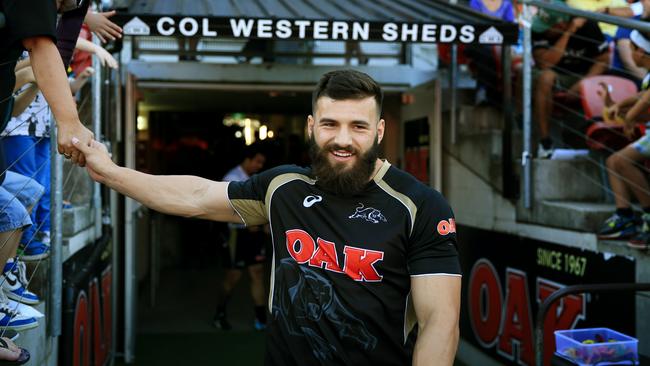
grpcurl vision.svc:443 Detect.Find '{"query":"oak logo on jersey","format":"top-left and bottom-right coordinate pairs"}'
top-left (437, 218), bottom-right (456, 236)
top-left (285, 229), bottom-right (384, 282)
top-left (348, 203), bottom-right (387, 224)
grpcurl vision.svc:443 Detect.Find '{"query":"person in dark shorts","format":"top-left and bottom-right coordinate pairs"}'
top-left (77, 69), bottom-right (461, 366)
top-left (214, 147), bottom-right (268, 330)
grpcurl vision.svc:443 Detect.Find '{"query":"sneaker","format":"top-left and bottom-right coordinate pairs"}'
top-left (537, 143), bottom-right (554, 159)
top-left (36, 231), bottom-right (51, 246)
top-left (598, 213), bottom-right (638, 239)
top-left (7, 300), bottom-right (43, 319)
top-left (254, 319), bottom-right (266, 331)
top-left (0, 291), bottom-right (38, 331)
top-left (1, 260), bottom-right (39, 305)
top-left (213, 312), bottom-right (231, 330)
top-left (18, 241), bottom-right (50, 261)
top-left (628, 214), bottom-right (650, 250)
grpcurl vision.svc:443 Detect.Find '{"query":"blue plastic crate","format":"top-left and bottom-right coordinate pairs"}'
top-left (555, 328), bottom-right (638, 365)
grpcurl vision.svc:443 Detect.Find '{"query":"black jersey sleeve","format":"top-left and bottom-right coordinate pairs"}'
top-left (227, 169), bottom-right (273, 226)
top-left (407, 190), bottom-right (461, 276)
top-left (227, 165), bottom-right (310, 226)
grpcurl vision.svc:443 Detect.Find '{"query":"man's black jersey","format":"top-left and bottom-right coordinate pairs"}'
top-left (228, 160), bottom-right (461, 365)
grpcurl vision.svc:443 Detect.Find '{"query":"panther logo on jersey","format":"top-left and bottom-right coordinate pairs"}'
top-left (348, 203), bottom-right (387, 224)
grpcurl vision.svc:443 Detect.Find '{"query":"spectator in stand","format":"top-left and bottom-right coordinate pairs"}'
top-left (598, 30), bottom-right (650, 250)
top-left (567, 0), bottom-right (630, 41)
top-left (466, 0), bottom-right (515, 105)
top-left (600, 0), bottom-right (650, 84)
top-left (2, 58), bottom-right (100, 262)
top-left (214, 146), bottom-right (268, 331)
top-left (532, 3), bottom-right (610, 158)
top-left (0, 170), bottom-right (43, 333)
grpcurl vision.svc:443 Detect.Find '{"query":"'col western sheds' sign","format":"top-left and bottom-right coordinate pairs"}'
top-left (117, 15), bottom-right (517, 44)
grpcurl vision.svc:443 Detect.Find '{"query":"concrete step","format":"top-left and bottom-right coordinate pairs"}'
top-left (445, 127), bottom-right (504, 192)
top-left (62, 204), bottom-right (95, 237)
top-left (457, 104), bottom-right (504, 132)
top-left (525, 158), bottom-right (605, 202)
top-left (519, 200), bottom-right (614, 232)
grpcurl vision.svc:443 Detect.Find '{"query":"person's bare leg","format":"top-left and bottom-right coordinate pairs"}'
top-left (223, 269), bottom-right (242, 294)
top-left (248, 263), bottom-right (265, 306)
top-left (607, 151), bottom-right (635, 208)
top-left (0, 230), bottom-right (21, 275)
top-left (608, 146), bottom-right (650, 207)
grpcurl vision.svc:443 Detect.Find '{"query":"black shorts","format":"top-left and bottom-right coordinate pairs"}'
top-left (221, 228), bottom-right (266, 269)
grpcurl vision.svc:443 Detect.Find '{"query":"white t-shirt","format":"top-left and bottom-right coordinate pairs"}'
top-left (1, 90), bottom-right (51, 138)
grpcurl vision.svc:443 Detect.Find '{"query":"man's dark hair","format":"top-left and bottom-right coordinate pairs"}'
top-left (312, 70), bottom-right (383, 116)
top-left (242, 144), bottom-right (264, 161)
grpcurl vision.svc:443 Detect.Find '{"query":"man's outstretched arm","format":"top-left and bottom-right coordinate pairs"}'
top-left (73, 138), bottom-right (243, 223)
top-left (411, 275), bottom-right (461, 366)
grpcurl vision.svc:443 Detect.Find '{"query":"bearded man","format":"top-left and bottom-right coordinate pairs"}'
top-left (76, 70), bottom-right (461, 366)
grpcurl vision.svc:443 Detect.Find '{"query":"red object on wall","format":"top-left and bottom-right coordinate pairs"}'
top-left (405, 147), bottom-right (429, 183)
top-left (70, 24), bottom-right (93, 76)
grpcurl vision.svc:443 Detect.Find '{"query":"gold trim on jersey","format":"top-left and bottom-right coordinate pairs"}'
top-left (373, 161), bottom-right (418, 236)
top-left (229, 199), bottom-right (267, 226)
top-left (264, 172), bottom-right (316, 313)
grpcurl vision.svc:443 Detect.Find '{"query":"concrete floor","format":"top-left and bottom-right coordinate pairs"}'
top-left (117, 266), bottom-right (266, 366)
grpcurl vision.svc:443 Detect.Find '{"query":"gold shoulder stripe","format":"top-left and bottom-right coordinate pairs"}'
top-left (265, 173), bottom-right (316, 216)
top-left (230, 198), bottom-right (267, 226)
top-left (373, 161), bottom-right (418, 235)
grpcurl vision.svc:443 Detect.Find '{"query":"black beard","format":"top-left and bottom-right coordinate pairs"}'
top-left (308, 135), bottom-right (380, 196)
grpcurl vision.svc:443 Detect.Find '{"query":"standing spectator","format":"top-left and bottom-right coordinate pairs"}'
top-left (0, 0), bottom-right (94, 167)
top-left (214, 146), bottom-right (268, 331)
top-left (598, 30), bottom-right (650, 250)
top-left (532, 3), bottom-right (610, 158)
top-left (2, 60), bottom-right (96, 260)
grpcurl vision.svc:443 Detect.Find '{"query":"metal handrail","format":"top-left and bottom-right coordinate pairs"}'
top-left (535, 282), bottom-right (650, 366)
top-left (525, 0), bottom-right (650, 33)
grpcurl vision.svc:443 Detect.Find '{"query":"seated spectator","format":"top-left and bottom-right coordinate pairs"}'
top-left (598, 30), bottom-right (650, 250)
top-left (600, 0), bottom-right (650, 84)
top-left (596, 0), bottom-right (649, 19)
top-left (567, 0), bottom-right (630, 41)
top-left (532, 4), bottom-right (610, 158)
top-left (465, 0), bottom-right (516, 106)
top-left (0, 171), bottom-right (43, 331)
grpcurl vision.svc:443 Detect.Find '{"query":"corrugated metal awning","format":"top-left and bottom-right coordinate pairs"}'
top-left (113, 0), bottom-right (518, 44)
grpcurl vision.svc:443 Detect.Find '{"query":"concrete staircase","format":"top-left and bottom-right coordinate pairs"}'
top-left (449, 103), bottom-right (616, 233)
top-left (516, 158), bottom-right (616, 232)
